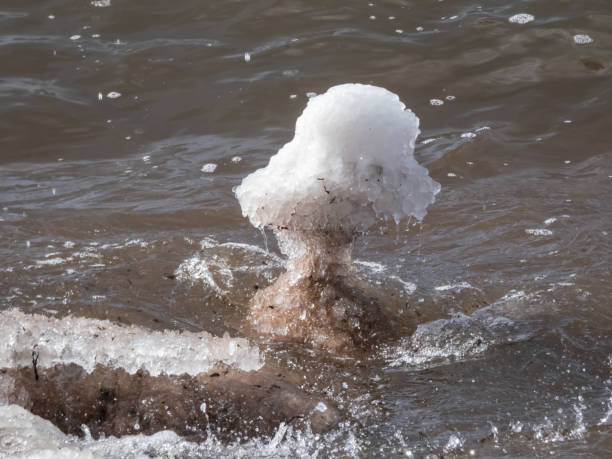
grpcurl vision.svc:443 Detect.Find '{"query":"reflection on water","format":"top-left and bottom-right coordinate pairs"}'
top-left (1, 0), bottom-right (611, 457)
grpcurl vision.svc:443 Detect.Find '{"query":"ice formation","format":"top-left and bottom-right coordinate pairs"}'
top-left (235, 84), bottom-right (440, 351)
top-left (0, 309), bottom-right (262, 375)
top-left (236, 84), bottom-right (439, 232)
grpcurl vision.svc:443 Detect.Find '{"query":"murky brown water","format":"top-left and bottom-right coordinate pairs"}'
top-left (1, 0), bottom-right (611, 457)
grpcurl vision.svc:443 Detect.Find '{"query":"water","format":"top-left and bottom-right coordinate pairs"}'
top-left (1, 0), bottom-right (611, 457)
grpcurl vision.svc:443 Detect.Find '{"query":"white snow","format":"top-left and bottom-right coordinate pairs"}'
top-left (235, 84), bottom-right (440, 233)
top-left (0, 309), bottom-right (262, 375)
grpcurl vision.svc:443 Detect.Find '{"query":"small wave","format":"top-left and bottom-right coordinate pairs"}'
top-left (383, 310), bottom-right (527, 369)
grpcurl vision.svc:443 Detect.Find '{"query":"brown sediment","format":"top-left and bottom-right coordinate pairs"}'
top-left (0, 364), bottom-right (342, 441)
top-left (247, 229), bottom-right (391, 353)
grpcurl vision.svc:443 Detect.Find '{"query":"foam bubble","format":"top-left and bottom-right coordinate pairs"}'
top-left (106, 91), bottom-right (121, 99)
top-left (509, 13), bottom-right (534, 24)
top-left (430, 98), bottom-right (444, 106)
top-left (0, 309), bottom-right (262, 375)
top-left (236, 84), bottom-right (440, 233)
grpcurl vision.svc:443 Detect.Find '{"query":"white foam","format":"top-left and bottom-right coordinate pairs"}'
top-left (70, 35), bottom-right (81, 40)
top-left (235, 84), bottom-right (440, 232)
top-left (508, 13), bottom-right (534, 24)
top-left (91, 0), bottom-right (111, 7)
top-left (429, 98), bottom-right (444, 106)
top-left (106, 91), bottom-right (121, 99)
top-left (573, 34), bottom-right (593, 45)
top-left (0, 309), bottom-right (262, 375)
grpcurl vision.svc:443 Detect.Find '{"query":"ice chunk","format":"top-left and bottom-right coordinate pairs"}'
top-left (201, 163), bottom-right (218, 173)
top-left (573, 34), bottom-right (593, 44)
top-left (525, 228), bottom-right (553, 236)
top-left (508, 13), bottom-right (534, 24)
top-left (235, 84), bottom-right (440, 233)
top-left (0, 309), bottom-right (262, 375)
top-left (0, 405), bottom-right (99, 458)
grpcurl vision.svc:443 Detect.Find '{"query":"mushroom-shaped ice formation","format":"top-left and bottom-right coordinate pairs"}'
top-left (236, 84), bottom-right (440, 352)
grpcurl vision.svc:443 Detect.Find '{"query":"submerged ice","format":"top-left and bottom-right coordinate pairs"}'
top-left (235, 84), bottom-right (440, 350)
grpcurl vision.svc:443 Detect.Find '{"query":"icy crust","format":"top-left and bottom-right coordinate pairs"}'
top-left (235, 84), bottom-right (440, 233)
top-left (0, 405), bottom-right (99, 459)
top-left (0, 309), bottom-right (262, 375)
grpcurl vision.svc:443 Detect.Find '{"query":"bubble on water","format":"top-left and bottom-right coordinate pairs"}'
top-left (97, 92), bottom-right (103, 101)
top-left (430, 98), bottom-right (444, 106)
top-left (92, 33), bottom-right (101, 38)
top-left (231, 156), bottom-right (242, 163)
top-left (289, 94), bottom-right (297, 99)
top-left (421, 138), bottom-right (437, 145)
top-left (447, 172), bottom-right (457, 177)
top-left (573, 34), bottom-right (593, 45)
top-left (0, 309), bottom-right (262, 375)
top-left (48, 14), bottom-right (55, 19)
top-left (306, 92), bottom-right (317, 98)
top-left (142, 155), bottom-right (151, 162)
top-left (461, 132), bottom-right (476, 139)
top-left (70, 35), bottom-right (81, 41)
top-left (445, 95), bottom-right (456, 101)
top-left (244, 52), bottom-right (251, 62)
top-left (201, 163), bottom-right (217, 173)
top-left (395, 29), bottom-right (403, 34)
top-left (91, 0), bottom-right (111, 7)
top-left (508, 13), bottom-right (534, 24)
top-left (369, 15), bottom-right (376, 20)
top-left (563, 119), bottom-right (572, 124)
top-left (416, 26), bottom-right (424, 31)
top-left (106, 91), bottom-right (121, 99)
top-left (525, 228), bottom-right (553, 236)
